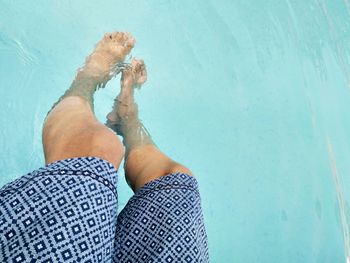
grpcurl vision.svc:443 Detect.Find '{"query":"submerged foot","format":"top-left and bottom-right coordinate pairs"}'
top-left (121, 58), bottom-right (147, 87)
top-left (77, 32), bottom-right (135, 84)
top-left (106, 58), bottom-right (147, 128)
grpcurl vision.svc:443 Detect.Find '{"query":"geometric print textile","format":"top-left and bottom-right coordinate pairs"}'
top-left (0, 157), bottom-right (209, 262)
top-left (114, 172), bottom-right (209, 262)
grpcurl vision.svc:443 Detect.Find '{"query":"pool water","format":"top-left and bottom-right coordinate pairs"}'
top-left (1, 0), bottom-right (350, 262)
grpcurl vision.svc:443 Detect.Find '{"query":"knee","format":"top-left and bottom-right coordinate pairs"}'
top-left (124, 145), bottom-right (193, 191)
top-left (90, 128), bottom-right (125, 170)
top-left (167, 163), bottom-right (193, 176)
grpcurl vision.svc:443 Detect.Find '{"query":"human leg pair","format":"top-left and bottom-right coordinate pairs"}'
top-left (42, 32), bottom-right (191, 193)
top-left (43, 31), bottom-right (209, 261)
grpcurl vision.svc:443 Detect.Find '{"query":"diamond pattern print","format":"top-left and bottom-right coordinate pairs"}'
top-left (114, 173), bottom-right (209, 262)
top-left (0, 157), bottom-right (209, 262)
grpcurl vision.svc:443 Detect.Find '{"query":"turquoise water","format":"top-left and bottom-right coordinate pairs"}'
top-left (1, 0), bottom-right (350, 262)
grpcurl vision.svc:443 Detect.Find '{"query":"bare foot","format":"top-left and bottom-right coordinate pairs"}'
top-left (121, 58), bottom-right (147, 87)
top-left (106, 58), bottom-right (147, 126)
top-left (77, 32), bottom-right (135, 84)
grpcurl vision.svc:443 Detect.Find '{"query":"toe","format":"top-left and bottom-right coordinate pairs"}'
top-left (121, 33), bottom-right (135, 53)
top-left (126, 35), bottom-right (136, 47)
top-left (121, 32), bottom-right (129, 43)
top-left (136, 60), bottom-right (145, 71)
top-left (104, 32), bottom-right (116, 41)
top-left (115, 32), bottom-right (124, 42)
top-left (131, 58), bottom-right (141, 67)
top-left (130, 58), bottom-right (147, 85)
top-left (112, 32), bottom-right (135, 53)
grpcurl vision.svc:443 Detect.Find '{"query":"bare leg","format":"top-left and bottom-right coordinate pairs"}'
top-left (106, 59), bottom-right (192, 191)
top-left (43, 32), bottom-right (135, 170)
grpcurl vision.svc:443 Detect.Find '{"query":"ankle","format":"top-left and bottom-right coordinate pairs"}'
top-left (75, 70), bottom-right (102, 84)
top-left (121, 78), bottom-right (135, 90)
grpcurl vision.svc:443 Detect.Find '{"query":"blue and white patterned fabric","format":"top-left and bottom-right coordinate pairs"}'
top-left (0, 157), bottom-right (209, 262)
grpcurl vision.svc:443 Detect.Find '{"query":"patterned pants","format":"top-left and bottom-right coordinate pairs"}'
top-left (0, 157), bottom-right (209, 262)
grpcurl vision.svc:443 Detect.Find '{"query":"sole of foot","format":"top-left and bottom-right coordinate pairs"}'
top-left (78, 32), bottom-right (136, 83)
